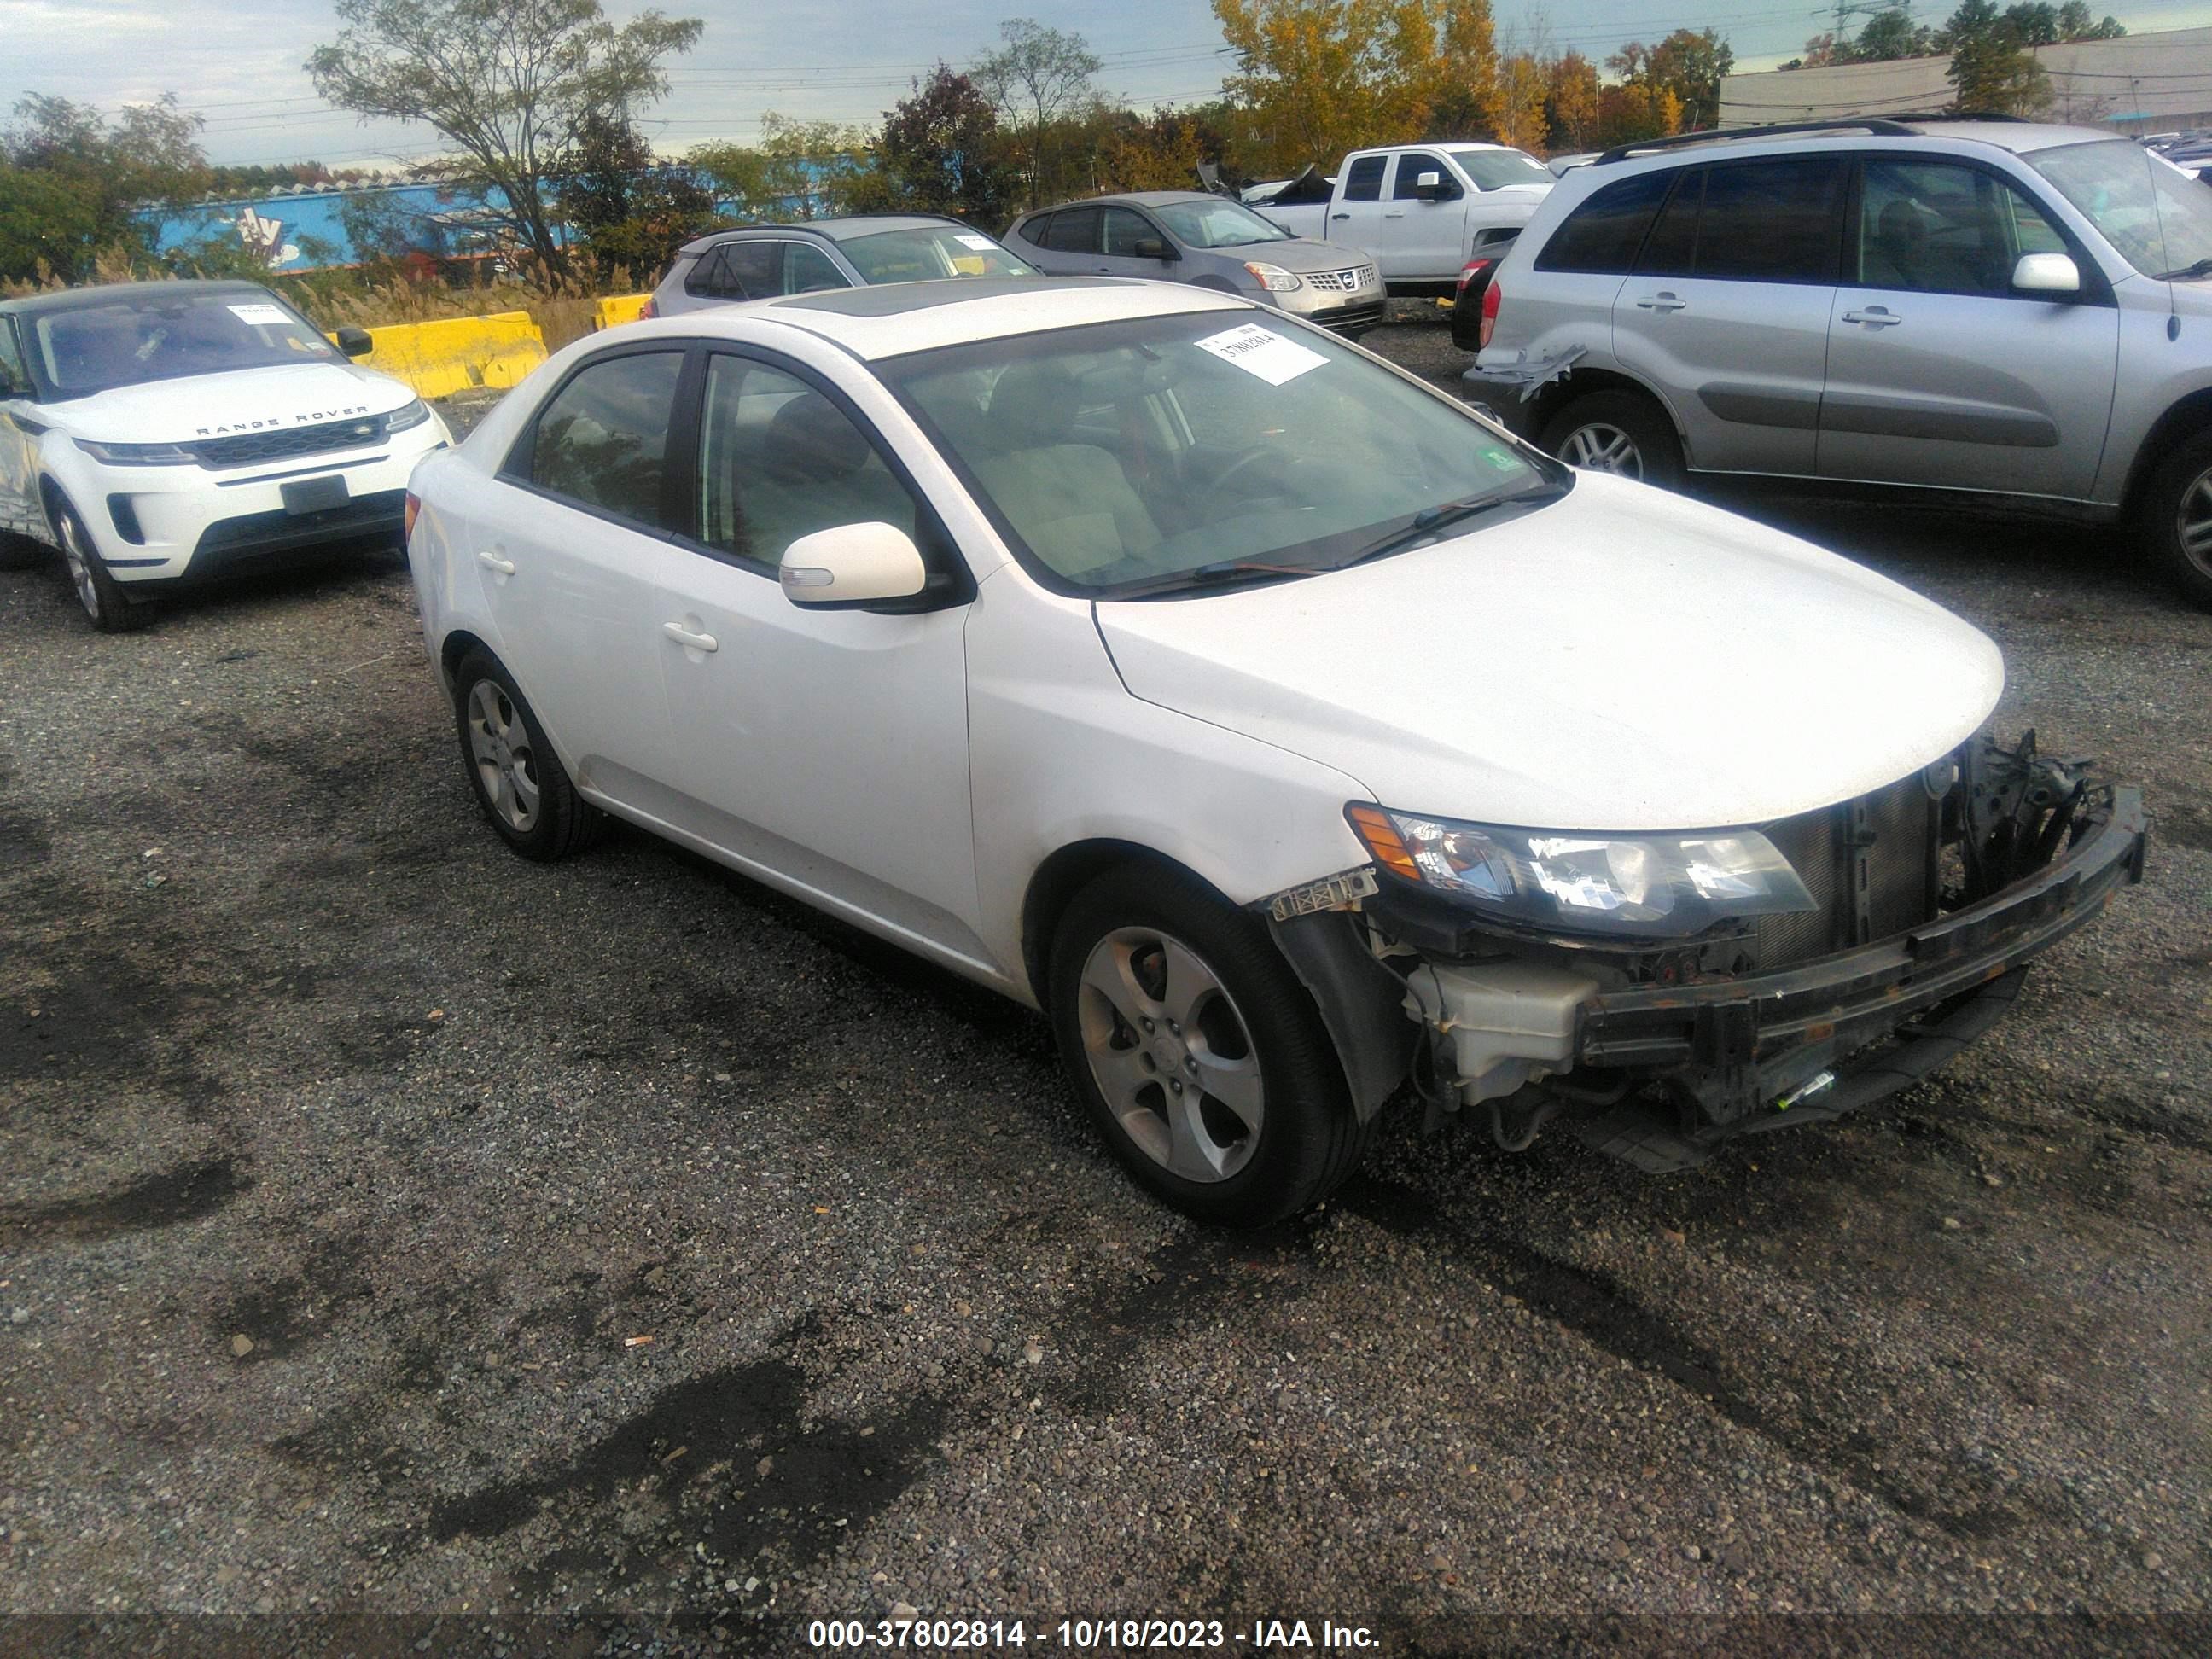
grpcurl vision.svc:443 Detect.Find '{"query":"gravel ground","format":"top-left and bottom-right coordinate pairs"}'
top-left (2, 305), bottom-right (2208, 1656)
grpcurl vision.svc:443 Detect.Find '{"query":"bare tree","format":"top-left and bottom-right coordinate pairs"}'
top-left (308, 0), bottom-right (703, 272)
top-left (974, 17), bottom-right (1103, 207)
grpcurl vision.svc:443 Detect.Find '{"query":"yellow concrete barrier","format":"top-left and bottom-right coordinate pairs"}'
top-left (593, 294), bottom-right (653, 330)
top-left (329, 311), bottom-right (548, 399)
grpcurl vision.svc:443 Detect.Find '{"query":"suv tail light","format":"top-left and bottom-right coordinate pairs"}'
top-left (404, 491), bottom-right (421, 545)
top-left (1479, 280), bottom-right (1503, 351)
top-left (1455, 257), bottom-right (1494, 299)
top-left (638, 295), bottom-right (657, 320)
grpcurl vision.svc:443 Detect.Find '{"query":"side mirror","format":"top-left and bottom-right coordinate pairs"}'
top-left (2011, 252), bottom-right (2081, 295)
top-left (335, 325), bottom-right (374, 359)
top-left (1132, 237), bottom-right (1176, 261)
top-left (780, 521), bottom-right (928, 608)
top-left (1415, 170), bottom-right (1444, 200)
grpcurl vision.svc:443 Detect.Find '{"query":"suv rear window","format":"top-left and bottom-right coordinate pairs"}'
top-left (1636, 159), bottom-right (1846, 283)
top-left (1534, 172), bottom-right (1671, 273)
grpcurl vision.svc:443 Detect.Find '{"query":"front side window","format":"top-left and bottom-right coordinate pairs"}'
top-left (0, 318), bottom-right (29, 396)
top-left (883, 311), bottom-right (1555, 594)
top-left (1393, 153), bottom-right (1456, 201)
top-left (31, 289), bottom-right (341, 397)
top-left (1102, 207), bottom-right (1158, 256)
top-left (1342, 155), bottom-right (1387, 202)
top-left (840, 226), bottom-right (1037, 282)
top-left (696, 355), bottom-right (918, 568)
top-left (526, 351), bottom-right (684, 528)
top-left (785, 242), bottom-right (851, 294)
top-left (1856, 160), bottom-right (2068, 296)
top-left (1537, 170), bottom-right (1672, 274)
top-left (2030, 137), bottom-right (2212, 279)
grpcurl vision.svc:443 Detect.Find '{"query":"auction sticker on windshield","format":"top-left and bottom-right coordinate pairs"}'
top-left (1195, 323), bottom-right (1328, 387)
top-left (957, 234), bottom-right (998, 251)
top-left (227, 302), bottom-right (294, 325)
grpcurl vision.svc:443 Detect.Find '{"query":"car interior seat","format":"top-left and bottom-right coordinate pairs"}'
top-left (742, 391), bottom-right (916, 562)
top-left (971, 360), bottom-right (1162, 577)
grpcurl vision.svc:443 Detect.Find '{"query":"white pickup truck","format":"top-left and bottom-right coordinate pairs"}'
top-left (1259, 143), bottom-right (1555, 296)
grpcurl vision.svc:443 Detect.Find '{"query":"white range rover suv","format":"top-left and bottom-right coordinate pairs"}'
top-left (0, 279), bottom-right (451, 630)
top-left (404, 276), bottom-right (2145, 1225)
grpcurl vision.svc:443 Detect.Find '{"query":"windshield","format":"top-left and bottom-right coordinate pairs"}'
top-left (1152, 198), bottom-right (1292, 249)
top-left (30, 289), bottom-right (339, 397)
top-left (1455, 150), bottom-right (1555, 189)
top-left (881, 311), bottom-right (1557, 596)
top-left (2029, 138), bottom-right (2212, 279)
top-left (840, 227), bottom-right (1037, 284)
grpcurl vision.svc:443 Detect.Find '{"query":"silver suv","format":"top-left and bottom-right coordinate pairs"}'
top-left (649, 217), bottom-right (1037, 317)
top-left (1461, 116), bottom-right (2212, 609)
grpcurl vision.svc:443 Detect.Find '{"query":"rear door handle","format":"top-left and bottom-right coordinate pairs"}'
top-left (1842, 306), bottom-right (1903, 328)
top-left (477, 551), bottom-right (515, 574)
top-left (1634, 293), bottom-right (1687, 312)
top-left (662, 621), bottom-right (719, 653)
top-left (1383, 210), bottom-right (1406, 218)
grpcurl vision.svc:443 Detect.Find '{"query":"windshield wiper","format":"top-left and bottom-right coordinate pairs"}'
top-left (1105, 560), bottom-right (1320, 601)
top-left (1331, 483), bottom-right (1569, 571)
top-left (2154, 257), bottom-right (2212, 281)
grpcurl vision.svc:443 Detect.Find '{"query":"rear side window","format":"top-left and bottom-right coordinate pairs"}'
top-left (1016, 213), bottom-right (1053, 247)
top-left (1637, 171), bottom-right (1703, 276)
top-left (1342, 156), bottom-right (1387, 202)
top-left (684, 248), bottom-right (732, 299)
top-left (1535, 171), bottom-right (1672, 273)
top-left (525, 351), bottom-right (685, 529)
top-left (1043, 208), bottom-right (1099, 253)
top-left (1687, 159), bottom-right (1846, 282)
top-left (722, 242), bottom-right (783, 299)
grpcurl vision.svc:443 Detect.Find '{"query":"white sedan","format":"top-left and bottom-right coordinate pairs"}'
top-left (404, 276), bottom-right (2145, 1224)
top-left (0, 280), bottom-right (450, 631)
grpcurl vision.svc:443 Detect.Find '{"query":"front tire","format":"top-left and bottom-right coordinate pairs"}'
top-left (1540, 391), bottom-right (1685, 488)
top-left (53, 498), bottom-right (150, 632)
top-left (451, 649), bottom-right (606, 860)
top-left (1047, 863), bottom-right (1370, 1226)
top-left (2139, 428), bottom-right (2212, 611)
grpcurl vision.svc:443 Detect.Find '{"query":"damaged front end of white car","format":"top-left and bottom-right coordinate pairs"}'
top-left (1265, 734), bottom-right (2147, 1172)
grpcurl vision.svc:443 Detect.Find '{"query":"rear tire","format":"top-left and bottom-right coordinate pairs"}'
top-left (451, 649), bottom-right (606, 860)
top-left (53, 497), bottom-right (150, 632)
top-left (2139, 428), bottom-right (2212, 611)
top-left (1540, 391), bottom-right (1685, 488)
top-left (1047, 862), bottom-right (1371, 1226)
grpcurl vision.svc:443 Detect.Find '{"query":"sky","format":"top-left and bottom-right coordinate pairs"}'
top-left (8, 0), bottom-right (2212, 170)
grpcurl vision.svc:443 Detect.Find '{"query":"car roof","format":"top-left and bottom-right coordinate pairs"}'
top-left (0, 279), bottom-right (274, 318)
top-left (1014, 191), bottom-right (1219, 216)
top-left (627, 275), bottom-right (1247, 361)
top-left (678, 216), bottom-right (977, 256)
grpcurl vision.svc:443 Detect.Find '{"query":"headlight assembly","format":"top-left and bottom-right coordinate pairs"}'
top-left (74, 438), bottom-right (197, 466)
top-left (1347, 803), bottom-right (1818, 940)
top-left (1243, 261), bottom-right (1303, 293)
top-left (384, 399), bottom-right (432, 432)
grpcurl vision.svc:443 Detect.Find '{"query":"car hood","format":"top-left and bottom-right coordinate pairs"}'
top-left (43, 360), bottom-right (416, 442)
top-left (1093, 474), bottom-right (2004, 832)
top-left (1249, 238), bottom-right (1380, 273)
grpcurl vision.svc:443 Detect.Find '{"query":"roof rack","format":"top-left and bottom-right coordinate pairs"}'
top-left (1593, 110), bottom-right (2034, 166)
top-left (1594, 119), bottom-right (1918, 165)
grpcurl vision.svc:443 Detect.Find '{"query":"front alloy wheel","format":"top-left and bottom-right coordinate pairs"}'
top-left (55, 500), bottom-right (148, 632)
top-left (1077, 927), bottom-right (1266, 1183)
top-left (1047, 863), bottom-right (1371, 1226)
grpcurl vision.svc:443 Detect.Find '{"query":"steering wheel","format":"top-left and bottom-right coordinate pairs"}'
top-left (1210, 445), bottom-right (1291, 502)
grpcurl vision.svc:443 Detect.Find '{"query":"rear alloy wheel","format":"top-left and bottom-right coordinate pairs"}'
top-left (451, 649), bottom-right (605, 860)
top-left (1048, 864), bottom-right (1371, 1226)
top-left (2141, 428), bottom-right (2212, 611)
top-left (54, 498), bottom-right (149, 632)
top-left (1539, 391), bottom-right (1685, 489)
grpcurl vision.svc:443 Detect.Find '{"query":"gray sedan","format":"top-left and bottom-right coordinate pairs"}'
top-left (1005, 192), bottom-right (1384, 335)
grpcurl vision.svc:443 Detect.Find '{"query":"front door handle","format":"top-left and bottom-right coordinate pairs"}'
top-left (1383, 209), bottom-right (1406, 218)
top-left (1634, 292), bottom-right (1687, 312)
top-left (1842, 306), bottom-right (1903, 328)
top-left (1331, 212), bottom-right (1351, 221)
top-left (662, 621), bottom-right (719, 653)
top-left (477, 551), bottom-right (515, 574)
